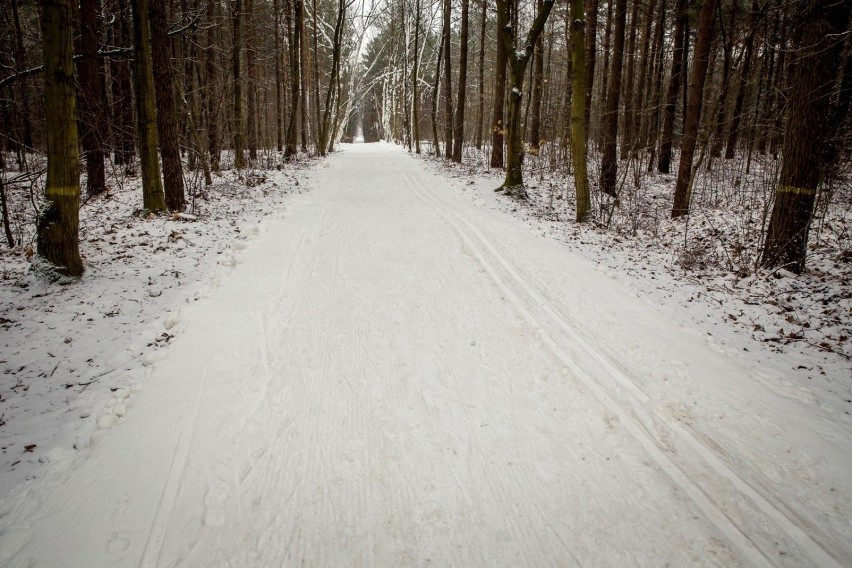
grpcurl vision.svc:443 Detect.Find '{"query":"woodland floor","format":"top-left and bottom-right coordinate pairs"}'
top-left (0, 143), bottom-right (851, 566)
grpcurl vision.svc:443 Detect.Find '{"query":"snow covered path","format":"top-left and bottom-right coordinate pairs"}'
top-left (2, 144), bottom-right (850, 567)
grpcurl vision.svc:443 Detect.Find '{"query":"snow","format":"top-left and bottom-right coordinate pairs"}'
top-left (1, 143), bottom-right (851, 566)
top-left (0, 157), bottom-right (314, 495)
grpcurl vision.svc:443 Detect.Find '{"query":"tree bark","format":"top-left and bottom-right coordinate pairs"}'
top-left (620, 0), bottom-right (640, 158)
top-left (632, 0), bottom-right (657, 152)
top-left (318, 0), bottom-right (343, 156)
top-left (452, 0), bottom-right (469, 162)
top-left (584, 0), bottom-right (599, 136)
top-left (671, 0), bottom-right (717, 218)
top-left (489, 0), bottom-right (508, 168)
top-left (570, 0), bottom-right (591, 221)
top-left (431, 33), bottom-right (444, 157)
top-left (38, 0), bottom-right (83, 276)
top-left (300, 5), bottom-right (309, 152)
top-left (412, 0), bottom-right (422, 154)
top-left (475, 0), bottom-right (486, 150)
top-left (286, 0), bottom-right (303, 158)
top-left (496, 0), bottom-right (555, 194)
top-left (724, 0), bottom-right (760, 159)
top-left (110, 0), bottom-right (135, 168)
top-left (529, 1), bottom-right (545, 152)
top-left (76, 0), bottom-right (107, 196)
top-left (708, 0), bottom-right (736, 161)
top-left (150, 0), bottom-right (186, 210)
top-left (205, 0), bottom-right (221, 170)
top-left (274, 0), bottom-right (284, 152)
top-left (643, 0), bottom-right (666, 159)
top-left (245, 0), bottom-right (258, 160)
top-left (442, 0), bottom-right (454, 158)
top-left (599, 0), bottom-right (627, 197)
top-left (231, 0), bottom-right (246, 168)
top-left (132, 0), bottom-right (167, 212)
top-left (761, 0), bottom-right (851, 272)
top-left (657, 0), bottom-right (687, 173)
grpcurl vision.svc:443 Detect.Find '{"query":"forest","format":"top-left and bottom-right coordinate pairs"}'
top-left (0, 0), bottom-right (850, 279)
top-left (2, 2), bottom-right (852, 563)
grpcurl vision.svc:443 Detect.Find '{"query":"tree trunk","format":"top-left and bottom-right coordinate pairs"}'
top-left (442, 0), bottom-right (454, 158)
top-left (769, 8), bottom-right (789, 158)
top-left (709, 0), bottom-right (736, 161)
top-left (452, 0), bottom-right (469, 162)
top-left (274, 0), bottom-right (284, 152)
top-left (632, 0), bottom-right (657, 152)
top-left (231, 0), bottom-right (246, 168)
top-left (132, 0), bottom-right (167, 212)
top-left (570, 0), bottom-right (591, 221)
top-left (150, 0), bottom-right (186, 210)
top-left (11, 0), bottom-right (33, 152)
top-left (671, 0), bottom-right (717, 218)
top-left (412, 0), bottom-right (422, 154)
top-left (761, 0), bottom-right (851, 272)
top-left (824, 33), bottom-right (852, 177)
top-left (110, 0), bottom-right (135, 168)
top-left (529, 2), bottom-right (544, 152)
top-left (205, 0), bottom-right (221, 170)
top-left (475, 0), bottom-right (486, 150)
top-left (489, 0), bottom-right (508, 168)
top-left (497, 0), bottom-right (555, 194)
top-left (318, 0), bottom-right (343, 155)
top-left (75, 0), bottom-right (107, 196)
top-left (0, 175), bottom-right (13, 247)
top-left (724, 0), bottom-right (759, 159)
top-left (300, 5), bottom-right (309, 152)
top-left (402, 2), bottom-right (411, 149)
top-left (245, 0), bottom-right (258, 160)
top-left (643, 0), bottom-right (666, 158)
top-left (312, 0), bottom-right (322, 149)
top-left (756, 6), bottom-right (779, 155)
top-left (599, 0), bottom-right (627, 197)
top-left (38, 0), bottom-right (83, 276)
top-left (286, 0), bottom-right (302, 158)
top-left (657, 0), bottom-right (687, 173)
top-left (620, 0), bottom-right (640, 158)
top-left (584, 0), bottom-right (599, 135)
top-left (431, 35), bottom-right (443, 157)
top-left (598, 0), bottom-right (614, 140)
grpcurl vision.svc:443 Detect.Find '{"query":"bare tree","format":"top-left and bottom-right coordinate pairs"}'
top-left (150, 0), bottom-right (186, 210)
top-left (671, 0), bottom-right (718, 218)
top-left (495, 0), bottom-right (555, 196)
top-left (131, 0), bottom-right (167, 211)
top-left (761, 0), bottom-right (851, 271)
top-left (599, 0), bottom-right (627, 197)
top-left (441, 0), bottom-right (454, 158)
top-left (452, 0), bottom-right (469, 162)
top-left (75, 0), bottom-right (107, 196)
top-left (38, 0), bottom-right (83, 276)
top-left (570, 0), bottom-right (591, 221)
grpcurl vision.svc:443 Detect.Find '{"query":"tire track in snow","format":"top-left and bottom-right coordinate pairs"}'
top-left (393, 156), bottom-right (844, 568)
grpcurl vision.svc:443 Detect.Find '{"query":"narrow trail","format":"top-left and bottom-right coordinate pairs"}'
top-left (1, 144), bottom-right (849, 567)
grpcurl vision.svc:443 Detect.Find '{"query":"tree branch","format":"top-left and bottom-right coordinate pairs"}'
top-left (0, 47), bottom-right (134, 91)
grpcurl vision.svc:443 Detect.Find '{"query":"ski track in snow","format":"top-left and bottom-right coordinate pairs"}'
top-left (0, 143), bottom-right (850, 567)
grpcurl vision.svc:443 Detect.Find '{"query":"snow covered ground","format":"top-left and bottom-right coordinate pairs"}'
top-left (1, 143), bottom-right (851, 566)
top-left (0, 158), bottom-right (315, 495)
